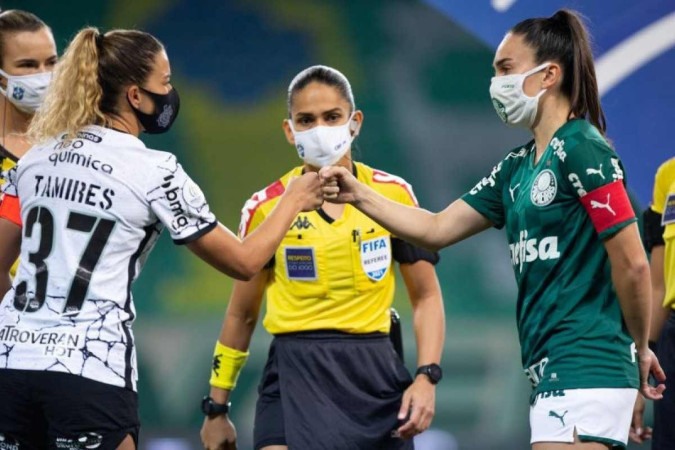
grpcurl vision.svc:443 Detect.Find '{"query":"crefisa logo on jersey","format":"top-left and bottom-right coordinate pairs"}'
top-left (361, 236), bottom-right (391, 281)
top-left (509, 230), bottom-right (560, 273)
top-left (470, 162), bottom-right (502, 195)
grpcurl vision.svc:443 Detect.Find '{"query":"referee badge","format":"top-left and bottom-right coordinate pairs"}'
top-left (285, 247), bottom-right (317, 280)
top-left (360, 236), bottom-right (391, 281)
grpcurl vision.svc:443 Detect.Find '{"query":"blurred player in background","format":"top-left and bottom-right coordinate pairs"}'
top-left (200, 65), bottom-right (445, 450)
top-left (0, 27), bottom-right (322, 450)
top-left (631, 157), bottom-right (675, 447)
top-left (0, 9), bottom-right (57, 278)
top-left (321, 9), bottom-right (665, 450)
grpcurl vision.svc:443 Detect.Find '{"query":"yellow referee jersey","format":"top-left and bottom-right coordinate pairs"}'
top-left (239, 162), bottom-right (420, 335)
top-left (651, 157), bottom-right (675, 309)
top-left (0, 146), bottom-right (19, 277)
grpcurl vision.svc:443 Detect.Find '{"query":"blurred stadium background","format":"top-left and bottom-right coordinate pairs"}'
top-left (3, 0), bottom-right (674, 448)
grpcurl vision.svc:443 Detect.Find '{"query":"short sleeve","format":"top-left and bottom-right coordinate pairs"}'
top-left (560, 139), bottom-right (627, 195)
top-left (238, 196), bottom-right (268, 239)
top-left (559, 139), bottom-right (636, 239)
top-left (147, 156), bottom-right (217, 245)
top-left (643, 207), bottom-right (665, 251)
top-left (461, 160), bottom-right (507, 229)
top-left (389, 178), bottom-right (439, 264)
top-left (237, 180), bottom-right (285, 239)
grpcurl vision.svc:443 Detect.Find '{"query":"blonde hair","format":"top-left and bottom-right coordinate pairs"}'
top-left (28, 27), bottom-right (163, 143)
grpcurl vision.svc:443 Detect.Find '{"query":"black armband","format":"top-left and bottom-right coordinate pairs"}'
top-left (643, 208), bottom-right (665, 251)
top-left (391, 238), bottom-right (440, 265)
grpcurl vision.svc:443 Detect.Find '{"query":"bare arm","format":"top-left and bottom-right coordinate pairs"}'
top-left (321, 166), bottom-right (491, 251)
top-left (188, 172), bottom-right (322, 280)
top-left (400, 262), bottom-right (445, 369)
top-left (604, 223), bottom-right (666, 398)
top-left (649, 245), bottom-right (669, 343)
top-left (200, 270), bottom-right (269, 450)
top-left (605, 223), bottom-right (652, 349)
top-left (209, 270), bottom-right (268, 404)
top-left (396, 260), bottom-right (445, 439)
top-left (0, 218), bottom-right (21, 298)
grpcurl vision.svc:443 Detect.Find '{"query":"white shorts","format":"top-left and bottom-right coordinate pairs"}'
top-left (530, 388), bottom-right (638, 448)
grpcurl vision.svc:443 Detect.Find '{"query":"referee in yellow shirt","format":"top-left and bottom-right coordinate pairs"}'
top-left (635, 157), bottom-right (675, 447)
top-left (200, 66), bottom-right (445, 450)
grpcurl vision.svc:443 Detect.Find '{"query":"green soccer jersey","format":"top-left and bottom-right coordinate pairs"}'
top-left (462, 119), bottom-right (639, 396)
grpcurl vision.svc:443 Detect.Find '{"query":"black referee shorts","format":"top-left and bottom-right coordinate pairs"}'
top-left (654, 312), bottom-right (675, 450)
top-left (253, 330), bottom-right (414, 450)
top-left (0, 369), bottom-right (139, 450)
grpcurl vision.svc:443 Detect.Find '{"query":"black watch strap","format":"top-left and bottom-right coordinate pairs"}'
top-left (415, 363), bottom-right (443, 384)
top-left (201, 396), bottom-right (230, 416)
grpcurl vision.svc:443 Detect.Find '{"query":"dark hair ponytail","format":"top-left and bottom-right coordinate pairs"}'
top-left (512, 9), bottom-right (606, 135)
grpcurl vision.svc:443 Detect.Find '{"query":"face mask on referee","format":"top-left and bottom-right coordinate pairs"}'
top-left (289, 112), bottom-right (357, 168)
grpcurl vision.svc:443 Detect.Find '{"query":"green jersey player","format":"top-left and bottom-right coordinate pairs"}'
top-left (320, 9), bottom-right (665, 450)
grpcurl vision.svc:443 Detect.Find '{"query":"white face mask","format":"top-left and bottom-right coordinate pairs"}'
top-left (0, 69), bottom-right (53, 114)
top-left (489, 62), bottom-right (551, 128)
top-left (289, 112), bottom-right (357, 168)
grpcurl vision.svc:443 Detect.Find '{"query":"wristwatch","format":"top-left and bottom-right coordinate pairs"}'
top-left (201, 396), bottom-right (231, 416)
top-left (415, 363), bottom-right (443, 384)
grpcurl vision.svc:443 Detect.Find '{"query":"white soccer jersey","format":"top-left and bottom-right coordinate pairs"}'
top-left (0, 125), bottom-right (216, 390)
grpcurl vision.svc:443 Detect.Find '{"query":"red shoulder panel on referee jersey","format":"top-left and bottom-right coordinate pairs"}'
top-left (239, 180), bottom-right (285, 237)
top-left (0, 194), bottom-right (21, 227)
top-left (580, 181), bottom-right (635, 234)
top-left (372, 169), bottom-right (419, 207)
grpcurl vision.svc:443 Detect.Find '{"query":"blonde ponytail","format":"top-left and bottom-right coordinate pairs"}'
top-left (28, 27), bottom-right (107, 143)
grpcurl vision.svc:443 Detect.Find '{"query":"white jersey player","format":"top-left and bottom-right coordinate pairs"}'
top-left (0, 27), bottom-right (322, 450)
top-left (1, 125), bottom-right (217, 390)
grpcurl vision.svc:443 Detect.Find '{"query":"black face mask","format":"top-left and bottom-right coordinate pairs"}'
top-left (131, 86), bottom-right (180, 134)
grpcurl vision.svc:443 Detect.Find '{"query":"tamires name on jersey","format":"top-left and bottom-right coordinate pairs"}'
top-left (34, 175), bottom-right (115, 211)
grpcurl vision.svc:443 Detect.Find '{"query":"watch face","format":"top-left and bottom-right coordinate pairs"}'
top-left (428, 364), bottom-right (443, 382)
top-left (417, 364), bottom-right (442, 384)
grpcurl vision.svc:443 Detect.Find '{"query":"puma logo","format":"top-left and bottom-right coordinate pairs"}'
top-left (509, 183), bottom-right (520, 202)
top-left (590, 193), bottom-right (616, 216)
top-left (586, 164), bottom-right (605, 180)
top-left (549, 410), bottom-right (568, 426)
